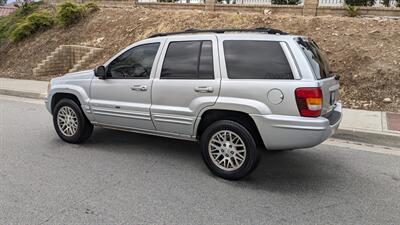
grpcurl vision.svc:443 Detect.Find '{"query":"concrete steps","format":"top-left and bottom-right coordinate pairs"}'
top-left (33, 45), bottom-right (103, 77)
top-left (69, 47), bottom-right (102, 73)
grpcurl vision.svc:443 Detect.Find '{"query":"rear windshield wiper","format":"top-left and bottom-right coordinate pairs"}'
top-left (330, 72), bottom-right (340, 80)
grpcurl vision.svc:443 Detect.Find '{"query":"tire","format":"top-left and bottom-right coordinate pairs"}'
top-left (200, 120), bottom-right (260, 180)
top-left (53, 98), bottom-right (93, 144)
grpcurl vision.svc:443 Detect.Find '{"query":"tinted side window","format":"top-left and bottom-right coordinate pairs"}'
top-left (107, 43), bottom-right (160, 79)
top-left (297, 39), bottom-right (333, 79)
top-left (161, 41), bottom-right (214, 79)
top-left (223, 41), bottom-right (293, 79)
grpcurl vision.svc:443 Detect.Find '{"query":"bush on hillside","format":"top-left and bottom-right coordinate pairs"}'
top-left (57, 2), bottom-right (99, 27)
top-left (15, 1), bottom-right (43, 16)
top-left (1, 1), bottom-right (98, 43)
top-left (57, 2), bottom-right (84, 27)
top-left (345, 0), bottom-right (375, 6)
top-left (346, 5), bottom-right (358, 16)
top-left (83, 2), bottom-right (100, 12)
top-left (10, 11), bottom-right (54, 42)
top-left (272, 0), bottom-right (301, 5)
top-left (0, 14), bottom-right (14, 42)
top-left (0, 2), bottom-right (49, 43)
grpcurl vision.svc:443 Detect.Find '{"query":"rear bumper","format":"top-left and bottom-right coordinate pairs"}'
top-left (251, 103), bottom-right (342, 150)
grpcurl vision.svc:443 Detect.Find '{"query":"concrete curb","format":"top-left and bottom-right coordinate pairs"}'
top-left (333, 129), bottom-right (400, 149)
top-left (0, 88), bottom-right (46, 100)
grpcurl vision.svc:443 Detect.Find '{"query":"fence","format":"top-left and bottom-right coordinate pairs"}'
top-left (175, 0), bottom-right (204, 3)
top-left (318, 0), bottom-right (343, 6)
top-left (240, 0), bottom-right (272, 4)
top-left (138, 0), bottom-right (399, 7)
top-left (139, 0), bottom-right (306, 4)
top-left (319, 0), bottom-right (397, 6)
top-left (145, 0), bottom-right (205, 2)
top-left (84, 0), bottom-right (400, 16)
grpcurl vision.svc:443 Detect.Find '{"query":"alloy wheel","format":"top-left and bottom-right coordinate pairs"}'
top-left (208, 130), bottom-right (246, 171)
top-left (57, 106), bottom-right (78, 137)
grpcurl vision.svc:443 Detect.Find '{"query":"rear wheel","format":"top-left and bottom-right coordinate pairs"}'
top-left (53, 98), bottom-right (93, 143)
top-left (200, 120), bottom-right (260, 180)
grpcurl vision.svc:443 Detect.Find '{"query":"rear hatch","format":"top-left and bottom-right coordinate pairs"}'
top-left (297, 38), bottom-right (340, 116)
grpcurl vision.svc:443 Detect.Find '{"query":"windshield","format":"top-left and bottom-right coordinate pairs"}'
top-left (297, 38), bottom-right (333, 79)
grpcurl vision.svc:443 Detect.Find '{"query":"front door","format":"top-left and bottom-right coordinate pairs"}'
top-left (151, 36), bottom-right (220, 136)
top-left (90, 42), bottom-right (161, 130)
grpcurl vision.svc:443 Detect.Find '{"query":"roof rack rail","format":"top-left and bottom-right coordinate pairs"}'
top-left (148, 28), bottom-right (288, 38)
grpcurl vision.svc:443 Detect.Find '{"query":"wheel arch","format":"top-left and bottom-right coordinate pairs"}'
top-left (49, 84), bottom-right (90, 113)
top-left (195, 109), bottom-right (265, 149)
top-left (51, 92), bottom-right (81, 114)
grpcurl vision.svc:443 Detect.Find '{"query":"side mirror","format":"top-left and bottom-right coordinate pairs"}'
top-left (94, 66), bottom-right (106, 79)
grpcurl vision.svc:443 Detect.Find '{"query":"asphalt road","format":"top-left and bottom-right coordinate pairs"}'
top-left (1, 95), bottom-right (400, 225)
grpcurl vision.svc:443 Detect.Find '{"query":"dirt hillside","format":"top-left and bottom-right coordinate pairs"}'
top-left (0, 7), bottom-right (399, 112)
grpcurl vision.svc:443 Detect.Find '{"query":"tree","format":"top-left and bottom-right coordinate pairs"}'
top-left (0, 0), bottom-right (8, 6)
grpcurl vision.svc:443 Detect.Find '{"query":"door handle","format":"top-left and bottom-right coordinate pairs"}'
top-left (194, 86), bottom-right (213, 93)
top-left (130, 85), bottom-right (147, 91)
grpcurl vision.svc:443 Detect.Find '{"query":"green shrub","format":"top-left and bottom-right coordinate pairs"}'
top-left (15, 1), bottom-right (43, 17)
top-left (10, 21), bottom-right (34, 42)
top-left (27, 12), bottom-right (54, 28)
top-left (397, 0), bottom-right (400, 7)
top-left (0, 15), bottom-right (13, 42)
top-left (0, 2), bottom-right (49, 44)
top-left (57, 2), bottom-right (85, 27)
top-left (345, 0), bottom-right (375, 6)
top-left (0, 5), bottom-right (28, 43)
top-left (83, 2), bottom-right (100, 12)
top-left (57, 2), bottom-right (98, 27)
top-left (272, 0), bottom-right (301, 5)
top-left (10, 11), bottom-right (54, 42)
top-left (345, 5), bottom-right (359, 17)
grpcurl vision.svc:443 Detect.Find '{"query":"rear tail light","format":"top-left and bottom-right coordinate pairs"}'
top-left (295, 87), bottom-right (323, 117)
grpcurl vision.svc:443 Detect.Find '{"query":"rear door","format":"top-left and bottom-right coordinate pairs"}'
top-left (297, 38), bottom-right (340, 115)
top-left (151, 35), bottom-right (220, 136)
top-left (218, 36), bottom-right (302, 117)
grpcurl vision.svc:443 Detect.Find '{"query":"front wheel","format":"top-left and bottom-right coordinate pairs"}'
top-left (53, 98), bottom-right (93, 144)
top-left (200, 120), bottom-right (260, 180)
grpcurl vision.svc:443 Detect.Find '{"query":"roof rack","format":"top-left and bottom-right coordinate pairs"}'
top-left (148, 28), bottom-right (288, 38)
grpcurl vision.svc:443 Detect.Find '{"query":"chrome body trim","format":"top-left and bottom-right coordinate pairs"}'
top-left (92, 107), bottom-right (151, 121)
top-left (93, 122), bottom-right (197, 141)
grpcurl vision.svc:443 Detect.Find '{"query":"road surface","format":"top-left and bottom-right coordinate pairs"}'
top-left (1, 95), bottom-right (399, 225)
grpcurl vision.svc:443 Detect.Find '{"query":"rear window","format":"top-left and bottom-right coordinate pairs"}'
top-left (297, 39), bottom-right (333, 79)
top-left (223, 40), bottom-right (293, 79)
top-left (161, 41), bottom-right (214, 79)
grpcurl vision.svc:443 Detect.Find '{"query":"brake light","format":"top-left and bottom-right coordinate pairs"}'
top-left (295, 87), bottom-right (323, 117)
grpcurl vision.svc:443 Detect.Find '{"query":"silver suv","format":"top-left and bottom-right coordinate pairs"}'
top-left (45, 28), bottom-right (342, 180)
